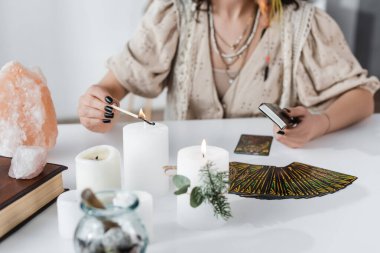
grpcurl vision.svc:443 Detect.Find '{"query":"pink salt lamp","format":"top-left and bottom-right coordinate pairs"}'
top-left (0, 61), bottom-right (58, 157)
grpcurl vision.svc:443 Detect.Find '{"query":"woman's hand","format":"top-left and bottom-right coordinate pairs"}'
top-left (78, 85), bottom-right (120, 133)
top-left (273, 106), bottom-right (329, 148)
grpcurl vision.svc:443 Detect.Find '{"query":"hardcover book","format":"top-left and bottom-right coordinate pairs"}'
top-left (0, 156), bottom-right (67, 240)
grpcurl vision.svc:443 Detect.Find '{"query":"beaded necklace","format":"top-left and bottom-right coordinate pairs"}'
top-left (210, 7), bottom-right (261, 84)
top-left (210, 8), bottom-right (261, 64)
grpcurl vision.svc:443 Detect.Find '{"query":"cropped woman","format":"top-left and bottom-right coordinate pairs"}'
top-left (78, 0), bottom-right (379, 147)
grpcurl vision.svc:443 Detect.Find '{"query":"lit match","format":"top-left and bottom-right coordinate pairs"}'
top-left (111, 105), bottom-right (156, 125)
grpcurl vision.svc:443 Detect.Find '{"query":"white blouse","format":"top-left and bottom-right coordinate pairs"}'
top-left (107, 0), bottom-right (379, 120)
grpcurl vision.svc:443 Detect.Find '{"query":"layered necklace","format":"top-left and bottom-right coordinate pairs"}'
top-left (210, 6), bottom-right (261, 85)
top-left (215, 16), bottom-right (253, 52)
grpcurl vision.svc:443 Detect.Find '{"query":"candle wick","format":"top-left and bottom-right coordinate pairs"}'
top-left (202, 154), bottom-right (205, 158)
top-left (95, 156), bottom-right (99, 160)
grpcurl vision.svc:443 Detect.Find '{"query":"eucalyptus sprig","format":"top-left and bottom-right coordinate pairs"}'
top-left (173, 162), bottom-right (232, 221)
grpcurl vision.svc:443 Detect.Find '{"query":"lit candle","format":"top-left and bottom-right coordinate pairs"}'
top-left (176, 140), bottom-right (229, 229)
top-left (123, 122), bottom-right (169, 197)
top-left (75, 145), bottom-right (121, 193)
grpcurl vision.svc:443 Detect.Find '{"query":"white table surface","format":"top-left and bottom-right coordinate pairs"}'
top-left (1, 116), bottom-right (380, 253)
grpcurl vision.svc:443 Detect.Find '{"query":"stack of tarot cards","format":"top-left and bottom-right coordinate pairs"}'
top-left (229, 162), bottom-right (357, 200)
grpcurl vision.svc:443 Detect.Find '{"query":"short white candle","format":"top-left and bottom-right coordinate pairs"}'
top-left (177, 140), bottom-right (229, 229)
top-left (75, 145), bottom-right (121, 193)
top-left (123, 123), bottom-right (169, 197)
top-left (57, 190), bottom-right (83, 239)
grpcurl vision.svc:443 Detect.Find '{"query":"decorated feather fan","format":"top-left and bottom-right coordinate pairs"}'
top-left (229, 162), bottom-right (357, 200)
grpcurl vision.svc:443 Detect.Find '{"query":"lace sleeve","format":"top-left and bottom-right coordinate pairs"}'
top-left (295, 8), bottom-right (380, 111)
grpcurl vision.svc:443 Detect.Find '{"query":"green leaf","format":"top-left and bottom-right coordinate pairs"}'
top-left (174, 185), bottom-right (190, 195)
top-left (173, 175), bottom-right (191, 189)
top-left (198, 162), bottom-right (232, 220)
top-left (190, 187), bottom-right (204, 208)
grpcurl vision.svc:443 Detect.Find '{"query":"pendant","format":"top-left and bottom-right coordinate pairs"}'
top-left (228, 78), bottom-right (234, 85)
top-left (226, 57), bottom-right (234, 64)
top-left (264, 65), bottom-right (269, 81)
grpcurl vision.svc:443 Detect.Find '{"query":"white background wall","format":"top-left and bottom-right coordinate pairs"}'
top-left (0, 0), bottom-right (156, 122)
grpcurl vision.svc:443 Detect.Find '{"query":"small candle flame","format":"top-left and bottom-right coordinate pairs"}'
top-left (201, 139), bottom-right (207, 158)
top-left (138, 108), bottom-right (146, 120)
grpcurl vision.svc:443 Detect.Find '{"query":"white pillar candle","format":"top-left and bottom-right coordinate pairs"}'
top-left (57, 190), bottom-right (83, 239)
top-left (75, 145), bottom-right (121, 193)
top-left (177, 140), bottom-right (229, 229)
top-left (113, 191), bottom-right (154, 241)
top-left (123, 123), bottom-right (169, 197)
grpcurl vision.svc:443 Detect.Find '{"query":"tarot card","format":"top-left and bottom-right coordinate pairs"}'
top-left (229, 162), bottom-right (277, 196)
top-left (234, 134), bottom-right (273, 156)
top-left (286, 162), bottom-right (358, 196)
top-left (228, 162), bottom-right (357, 200)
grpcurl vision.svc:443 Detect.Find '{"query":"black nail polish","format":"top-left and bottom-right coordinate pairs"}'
top-left (105, 96), bottom-right (113, 104)
top-left (277, 130), bottom-right (285, 135)
top-left (103, 119), bottom-right (111, 124)
top-left (104, 112), bottom-right (114, 119)
top-left (105, 106), bottom-right (113, 113)
top-left (291, 117), bottom-right (301, 125)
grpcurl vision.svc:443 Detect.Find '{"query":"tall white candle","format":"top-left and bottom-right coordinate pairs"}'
top-left (75, 145), bottom-right (121, 193)
top-left (177, 140), bottom-right (229, 229)
top-left (123, 122), bottom-right (169, 197)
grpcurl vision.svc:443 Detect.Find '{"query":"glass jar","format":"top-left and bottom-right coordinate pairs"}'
top-left (74, 191), bottom-right (149, 253)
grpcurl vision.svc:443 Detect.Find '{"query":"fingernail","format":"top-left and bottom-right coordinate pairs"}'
top-left (284, 108), bottom-right (291, 113)
top-left (291, 117), bottom-right (302, 124)
top-left (102, 119), bottom-right (111, 124)
top-left (105, 96), bottom-right (113, 104)
top-left (277, 130), bottom-right (285, 135)
top-left (104, 112), bottom-right (114, 119)
top-left (105, 105), bottom-right (113, 113)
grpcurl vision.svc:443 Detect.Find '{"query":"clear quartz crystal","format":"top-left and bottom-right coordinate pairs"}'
top-left (8, 146), bottom-right (47, 179)
top-left (102, 228), bottom-right (133, 252)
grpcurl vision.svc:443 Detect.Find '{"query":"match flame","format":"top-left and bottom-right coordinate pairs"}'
top-left (138, 108), bottom-right (146, 120)
top-left (201, 139), bottom-right (207, 158)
